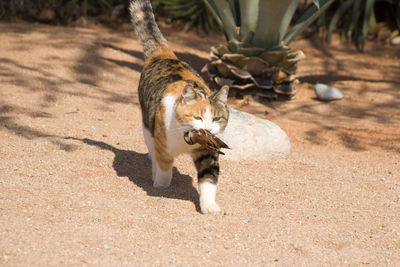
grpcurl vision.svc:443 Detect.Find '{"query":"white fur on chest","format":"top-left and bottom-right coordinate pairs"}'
top-left (162, 94), bottom-right (197, 156)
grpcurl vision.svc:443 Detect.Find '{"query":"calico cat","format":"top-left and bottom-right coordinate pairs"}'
top-left (129, 0), bottom-right (229, 213)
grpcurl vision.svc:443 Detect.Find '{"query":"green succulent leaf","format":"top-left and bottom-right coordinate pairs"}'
top-left (312, 0), bottom-right (320, 9)
top-left (361, 0), bottom-right (375, 50)
top-left (252, 0), bottom-right (299, 48)
top-left (395, 0), bottom-right (400, 28)
top-left (259, 50), bottom-right (289, 65)
top-left (211, 44), bottom-right (231, 57)
top-left (206, 0), bottom-right (239, 40)
top-left (202, 0), bottom-right (225, 29)
top-left (283, 0), bottom-right (335, 45)
top-left (229, 0), bottom-right (241, 26)
top-left (327, 0), bottom-right (353, 43)
top-left (239, 0), bottom-right (259, 43)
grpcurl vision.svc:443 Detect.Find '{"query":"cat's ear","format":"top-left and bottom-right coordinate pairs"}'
top-left (181, 85), bottom-right (196, 104)
top-left (213, 85), bottom-right (229, 104)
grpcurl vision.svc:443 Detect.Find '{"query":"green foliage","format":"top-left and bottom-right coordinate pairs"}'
top-left (0, 0), bottom-right (127, 23)
top-left (153, 0), bottom-right (219, 32)
top-left (203, 0), bottom-right (335, 48)
top-left (324, 0), bottom-right (400, 51)
top-left (63, 0), bottom-right (126, 22)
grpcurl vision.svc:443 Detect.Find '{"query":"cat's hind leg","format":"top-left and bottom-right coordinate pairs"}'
top-left (143, 126), bottom-right (172, 186)
top-left (153, 153), bottom-right (173, 188)
top-left (153, 162), bottom-right (173, 188)
top-left (152, 135), bottom-right (174, 188)
top-left (192, 149), bottom-right (221, 213)
top-left (142, 126), bottom-right (157, 181)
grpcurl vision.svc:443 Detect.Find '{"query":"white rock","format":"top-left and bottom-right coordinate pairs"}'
top-left (391, 36), bottom-right (400, 46)
top-left (220, 108), bottom-right (290, 161)
top-left (314, 83), bottom-right (343, 101)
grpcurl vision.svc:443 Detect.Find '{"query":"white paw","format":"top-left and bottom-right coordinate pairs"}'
top-left (152, 166), bottom-right (172, 187)
top-left (200, 202), bottom-right (221, 214)
top-left (153, 180), bottom-right (170, 188)
top-left (153, 173), bottom-right (172, 188)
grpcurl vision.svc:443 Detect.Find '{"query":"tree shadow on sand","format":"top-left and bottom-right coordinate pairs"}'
top-left (69, 137), bottom-right (201, 212)
top-left (99, 42), bottom-right (209, 80)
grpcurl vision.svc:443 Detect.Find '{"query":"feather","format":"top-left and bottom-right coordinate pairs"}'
top-left (184, 129), bottom-right (230, 154)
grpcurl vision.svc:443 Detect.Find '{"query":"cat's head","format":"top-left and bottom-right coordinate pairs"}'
top-left (175, 85), bottom-right (229, 135)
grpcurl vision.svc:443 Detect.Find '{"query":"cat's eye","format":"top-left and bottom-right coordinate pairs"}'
top-left (193, 116), bottom-right (203, 121)
top-left (213, 117), bottom-right (221, 122)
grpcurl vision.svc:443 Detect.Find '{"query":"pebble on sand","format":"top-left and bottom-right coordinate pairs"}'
top-left (314, 83), bottom-right (343, 101)
top-left (391, 36), bottom-right (400, 46)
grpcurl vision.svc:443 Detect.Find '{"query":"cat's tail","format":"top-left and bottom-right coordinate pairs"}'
top-left (129, 0), bottom-right (168, 59)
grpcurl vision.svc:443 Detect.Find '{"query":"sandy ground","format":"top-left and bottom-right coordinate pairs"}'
top-left (0, 22), bottom-right (399, 266)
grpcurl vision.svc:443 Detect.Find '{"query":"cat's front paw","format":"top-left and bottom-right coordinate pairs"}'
top-left (200, 202), bottom-right (221, 214)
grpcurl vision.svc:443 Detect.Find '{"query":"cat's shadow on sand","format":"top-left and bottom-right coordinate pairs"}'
top-left (70, 137), bottom-right (201, 212)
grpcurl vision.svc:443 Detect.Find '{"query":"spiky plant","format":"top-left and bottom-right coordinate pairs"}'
top-left (202, 0), bottom-right (335, 99)
top-left (325, 0), bottom-right (400, 51)
top-left (154, 0), bottom-right (219, 32)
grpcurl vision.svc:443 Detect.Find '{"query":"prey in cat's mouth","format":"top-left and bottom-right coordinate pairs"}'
top-left (184, 129), bottom-right (230, 155)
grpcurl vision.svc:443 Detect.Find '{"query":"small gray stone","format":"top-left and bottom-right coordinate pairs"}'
top-left (314, 83), bottom-right (343, 101)
top-left (391, 36), bottom-right (400, 46)
top-left (220, 108), bottom-right (290, 161)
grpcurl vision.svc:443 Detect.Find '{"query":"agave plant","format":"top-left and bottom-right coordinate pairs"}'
top-left (325, 0), bottom-right (400, 51)
top-left (202, 0), bottom-right (335, 99)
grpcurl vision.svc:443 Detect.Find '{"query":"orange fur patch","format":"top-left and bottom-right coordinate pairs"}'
top-left (145, 46), bottom-right (210, 94)
top-left (144, 46), bottom-right (177, 67)
top-left (154, 103), bottom-right (173, 170)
